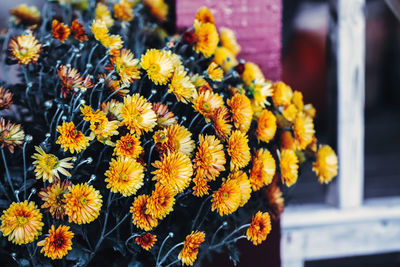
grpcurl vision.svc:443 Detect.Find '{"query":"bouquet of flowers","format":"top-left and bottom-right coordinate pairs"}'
top-left (0, 1), bottom-right (338, 266)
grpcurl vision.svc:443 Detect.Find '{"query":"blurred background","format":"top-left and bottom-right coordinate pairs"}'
top-left (1, 0), bottom-right (400, 266)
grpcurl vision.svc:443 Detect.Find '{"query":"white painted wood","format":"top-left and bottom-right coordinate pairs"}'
top-left (282, 197), bottom-right (400, 266)
top-left (328, 0), bottom-right (365, 208)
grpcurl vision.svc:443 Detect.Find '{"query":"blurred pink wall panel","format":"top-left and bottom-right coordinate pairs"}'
top-left (176, 0), bottom-right (282, 80)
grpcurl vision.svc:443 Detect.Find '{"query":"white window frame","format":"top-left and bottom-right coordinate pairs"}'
top-left (281, 1), bottom-right (400, 266)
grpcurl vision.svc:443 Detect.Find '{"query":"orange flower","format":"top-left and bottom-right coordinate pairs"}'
top-left (250, 149), bottom-right (276, 191)
top-left (227, 93), bottom-right (253, 133)
top-left (114, 134), bottom-right (143, 159)
top-left (153, 124), bottom-right (195, 156)
top-left (52, 19), bottom-right (71, 43)
top-left (312, 145), bottom-right (338, 184)
top-left (228, 171), bottom-right (252, 207)
top-left (178, 231), bottom-right (206, 266)
top-left (38, 180), bottom-right (71, 220)
top-left (193, 134), bottom-right (225, 181)
top-left (279, 149), bottom-right (299, 187)
top-left (58, 65), bottom-right (93, 97)
top-left (120, 94), bottom-right (157, 135)
top-left (293, 112), bottom-right (315, 149)
top-left (136, 233), bottom-right (157, 251)
top-left (64, 184), bottom-right (103, 224)
top-left (10, 4), bottom-right (41, 25)
top-left (38, 225), bottom-right (74, 260)
top-left (0, 87), bottom-right (13, 110)
top-left (0, 201), bottom-right (43, 245)
top-left (193, 87), bottom-right (224, 120)
top-left (280, 130), bottom-right (296, 150)
top-left (227, 130), bottom-right (251, 171)
top-left (256, 109), bottom-right (277, 143)
top-left (71, 19), bottom-right (88, 42)
top-left (192, 176), bottom-right (210, 197)
top-left (264, 179), bottom-right (284, 219)
top-left (211, 179), bottom-right (241, 216)
top-left (212, 107), bottom-right (232, 140)
top-left (56, 121), bottom-right (89, 154)
top-left (195, 6), bottom-right (215, 24)
top-left (130, 195), bottom-right (158, 231)
top-left (146, 184), bottom-right (175, 219)
top-left (272, 81), bottom-right (293, 107)
top-left (246, 211), bottom-right (271, 245)
top-left (193, 20), bottom-right (219, 58)
top-left (143, 0), bottom-right (168, 22)
top-left (110, 48), bottom-right (141, 86)
top-left (152, 151), bottom-right (193, 194)
top-left (105, 157), bottom-right (145, 196)
top-left (114, 0), bottom-right (134, 21)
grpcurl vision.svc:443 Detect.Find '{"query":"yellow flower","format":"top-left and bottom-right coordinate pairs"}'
top-left (211, 179), bottom-right (241, 216)
top-left (114, 0), bottom-right (134, 21)
top-left (227, 93), bottom-right (253, 133)
top-left (153, 124), bottom-right (195, 156)
top-left (256, 109), bottom-right (277, 143)
top-left (250, 79), bottom-right (273, 108)
top-left (9, 33), bottom-right (42, 65)
top-left (206, 62), bottom-right (223, 81)
top-left (143, 0), bottom-right (168, 21)
top-left (292, 91), bottom-right (304, 110)
top-left (103, 34), bottom-right (124, 50)
top-left (105, 157), bottom-right (145, 196)
top-left (168, 66), bottom-right (196, 103)
top-left (141, 49), bottom-right (174, 85)
top-left (212, 107), bottom-right (232, 141)
top-left (178, 231), bottom-right (205, 266)
top-left (91, 19), bottom-right (109, 42)
top-left (194, 134), bottom-right (225, 181)
top-left (250, 149), bottom-right (276, 191)
top-left (272, 81), bottom-right (293, 107)
top-left (111, 49), bottom-right (141, 85)
top-left (195, 6), bottom-right (215, 24)
top-left (192, 88), bottom-right (224, 120)
top-left (64, 184), bottom-right (103, 224)
top-left (95, 3), bottom-right (114, 28)
top-left (246, 211), bottom-right (271, 245)
top-left (228, 171), bottom-right (252, 207)
top-left (146, 183), bottom-right (175, 219)
top-left (213, 47), bottom-right (238, 72)
top-left (120, 94), bottom-right (157, 135)
top-left (102, 99), bottom-right (123, 120)
top-left (282, 104), bottom-right (298, 122)
top-left (152, 151), bottom-right (193, 194)
top-left (136, 233), bottom-right (157, 251)
top-left (114, 133), bottom-right (143, 159)
top-left (227, 130), bottom-right (251, 171)
top-left (293, 112), bottom-right (315, 149)
top-left (56, 121), bottom-right (89, 154)
top-left (52, 19), bottom-right (71, 43)
top-left (130, 195), bottom-right (158, 231)
top-left (303, 103), bottom-right (316, 118)
top-left (279, 149), bottom-right (299, 187)
top-left (37, 225), bottom-right (74, 260)
top-left (219, 27), bottom-right (241, 56)
top-left (152, 102), bottom-right (177, 127)
top-left (0, 201), bottom-right (43, 245)
top-left (0, 118), bottom-right (24, 153)
top-left (313, 145), bottom-right (338, 184)
top-left (38, 180), bottom-right (71, 220)
top-left (10, 4), bottom-right (41, 25)
top-left (193, 20), bottom-right (219, 58)
top-left (241, 62), bottom-right (264, 86)
top-left (32, 146), bottom-right (73, 183)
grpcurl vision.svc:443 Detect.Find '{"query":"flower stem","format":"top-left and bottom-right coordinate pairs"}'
top-left (156, 233), bottom-right (173, 266)
top-left (191, 195), bottom-right (212, 230)
top-left (158, 242), bottom-right (184, 266)
top-left (1, 148), bottom-right (16, 199)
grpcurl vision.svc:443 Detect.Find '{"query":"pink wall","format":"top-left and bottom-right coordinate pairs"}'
top-left (176, 0), bottom-right (282, 81)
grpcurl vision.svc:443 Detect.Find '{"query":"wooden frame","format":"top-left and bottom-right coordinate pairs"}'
top-left (282, 0), bottom-right (400, 266)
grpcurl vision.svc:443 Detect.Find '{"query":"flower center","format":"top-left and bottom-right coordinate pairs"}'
top-left (16, 216), bottom-right (29, 226)
top-left (78, 196), bottom-right (87, 206)
top-left (43, 154), bottom-right (59, 170)
top-left (224, 192), bottom-right (229, 199)
top-left (150, 64), bottom-right (160, 72)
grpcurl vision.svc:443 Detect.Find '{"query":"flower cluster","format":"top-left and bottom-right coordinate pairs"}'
top-left (0, 2), bottom-right (337, 266)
